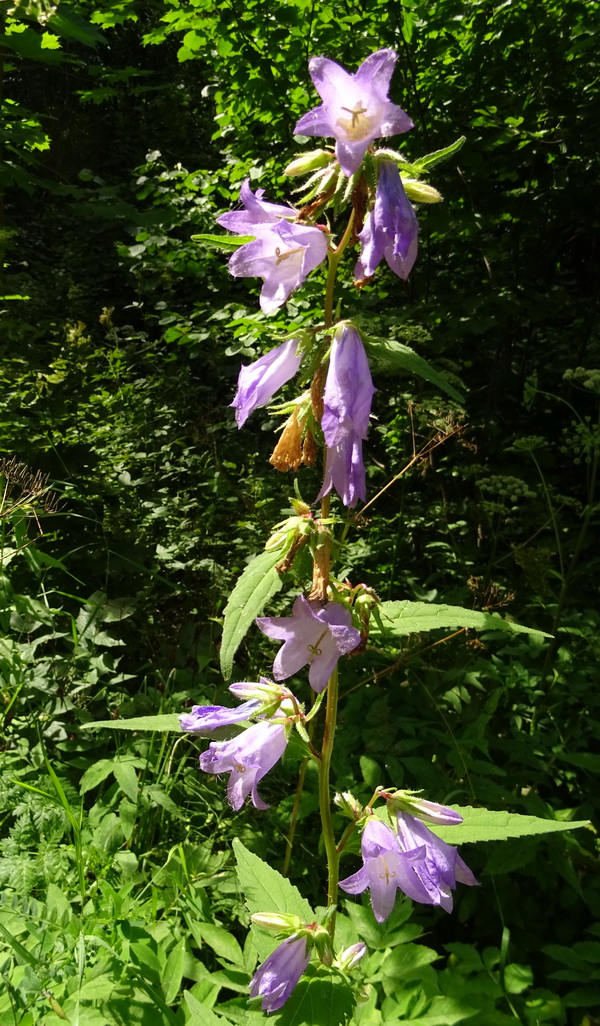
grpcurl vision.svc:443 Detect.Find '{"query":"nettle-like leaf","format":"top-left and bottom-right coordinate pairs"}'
top-left (413, 135), bottom-right (467, 172)
top-left (373, 600), bottom-right (551, 641)
top-left (362, 335), bottom-right (463, 402)
top-left (234, 839), bottom-right (313, 922)
top-left (418, 806), bottom-right (588, 844)
top-left (220, 548), bottom-right (286, 679)
top-left (81, 714), bottom-right (182, 732)
top-left (191, 232), bottom-right (255, 250)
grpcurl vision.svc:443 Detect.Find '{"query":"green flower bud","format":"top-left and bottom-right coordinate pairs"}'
top-left (334, 790), bottom-right (363, 819)
top-left (402, 179), bottom-right (443, 203)
top-left (251, 912), bottom-right (303, 933)
top-left (284, 149), bottom-right (334, 177)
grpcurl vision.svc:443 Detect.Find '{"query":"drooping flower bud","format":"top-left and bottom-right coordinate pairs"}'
top-left (284, 149), bottom-right (335, 177)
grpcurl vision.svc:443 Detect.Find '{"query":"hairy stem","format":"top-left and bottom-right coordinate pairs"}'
top-left (318, 664), bottom-right (340, 930)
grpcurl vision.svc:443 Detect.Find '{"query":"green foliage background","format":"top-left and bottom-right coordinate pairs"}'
top-left (1, 0), bottom-right (599, 1023)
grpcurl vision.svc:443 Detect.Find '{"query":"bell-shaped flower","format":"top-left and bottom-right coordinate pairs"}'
top-left (339, 817), bottom-right (432, 923)
top-left (179, 698), bottom-right (261, 733)
top-left (385, 791), bottom-right (464, 826)
top-left (256, 593), bottom-right (361, 693)
top-left (200, 719), bottom-right (287, 810)
top-left (228, 220), bottom-right (328, 314)
top-left (216, 179), bottom-right (296, 234)
top-left (355, 160), bottom-right (419, 281)
top-left (295, 49), bottom-right (413, 176)
top-left (317, 324), bottom-right (376, 508)
top-left (249, 935), bottom-right (311, 1013)
top-left (394, 812), bottom-right (478, 912)
top-left (231, 337), bottom-right (303, 428)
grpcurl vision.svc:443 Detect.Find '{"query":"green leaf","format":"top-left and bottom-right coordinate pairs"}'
top-left (429, 806), bottom-right (589, 844)
top-left (81, 714), bottom-right (182, 732)
top-left (414, 135), bottom-right (466, 171)
top-left (162, 938), bottom-right (186, 1005)
top-left (362, 336), bottom-right (463, 402)
top-left (191, 233), bottom-right (255, 250)
top-left (378, 942), bottom-right (440, 980)
top-left (400, 995), bottom-right (478, 1025)
top-left (79, 758), bottom-right (115, 794)
top-left (114, 762), bottom-right (139, 803)
top-left (233, 840), bottom-right (314, 923)
top-left (193, 922), bottom-right (244, 967)
top-left (373, 600), bottom-right (551, 640)
top-left (274, 969), bottom-right (354, 1026)
top-left (220, 548), bottom-right (285, 679)
top-left (183, 992), bottom-right (227, 1025)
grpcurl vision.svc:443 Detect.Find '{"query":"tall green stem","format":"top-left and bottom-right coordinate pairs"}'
top-left (318, 665), bottom-right (340, 930)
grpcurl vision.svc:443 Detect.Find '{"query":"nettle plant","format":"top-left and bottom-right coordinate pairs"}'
top-left (100, 50), bottom-right (585, 1021)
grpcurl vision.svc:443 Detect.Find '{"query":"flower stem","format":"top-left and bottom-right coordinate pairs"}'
top-left (319, 664), bottom-right (340, 933)
top-left (323, 211), bottom-right (355, 329)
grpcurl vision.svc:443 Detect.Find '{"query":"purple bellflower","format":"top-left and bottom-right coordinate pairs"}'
top-left (317, 324), bottom-right (376, 508)
top-left (249, 934), bottom-right (310, 1013)
top-left (256, 594), bottom-right (361, 693)
top-left (179, 699), bottom-right (261, 733)
top-left (231, 337), bottom-right (303, 428)
top-left (200, 719), bottom-right (287, 810)
top-left (295, 49), bottom-right (413, 176)
top-left (217, 179), bottom-right (296, 234)
top-left (355, 160), bottom-right (419, 281)
top-left (395, 812), bottom-right (478, 912)
top-left (339, 817), bottom-right (433, 923)
top-left (227, 220), bottom-right (328, 314)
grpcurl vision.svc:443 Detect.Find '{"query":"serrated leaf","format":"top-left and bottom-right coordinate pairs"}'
top-left (362, 336), bottom-right (463, 402)
top-left (373, 600), bottom-right (551, 640)
top-left (191, 232), bottom-right (255, 250)
top-left (234, 840), bottom-right (314, 924)
top-left (220, 549), bottom-right (285, 679)
top-left (81, 714), bottom-right (182, 732)
top-left (414, 135), bottom-right (466, 171)
top-left (430, 806), bottom-right (589, 844)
